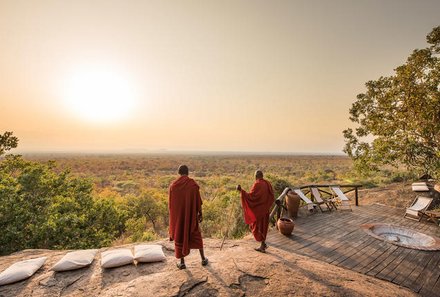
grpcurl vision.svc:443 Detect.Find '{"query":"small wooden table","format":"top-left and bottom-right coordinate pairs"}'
top-left (424, 210), bottom-right (440, 225)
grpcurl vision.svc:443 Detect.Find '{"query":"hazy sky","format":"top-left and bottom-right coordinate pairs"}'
top-left (1, 0), bottom-right (439, 153)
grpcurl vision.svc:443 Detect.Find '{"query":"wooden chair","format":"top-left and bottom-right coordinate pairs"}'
top-left (310, 187), bottom-right (334, 212)
top-left (330, 186), bottom-right (353, 211)
top-left (404, 196), bottom-right (433, 221)
top-left (292, 189), bottom-right (316, 212)
top-left (422, 210), bottom-right (440, 226)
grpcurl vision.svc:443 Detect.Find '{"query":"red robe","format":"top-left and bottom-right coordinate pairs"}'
top-left (169, 175), bottom-right (203, 258)
top-left (241, 178), bottom-right (275, 242)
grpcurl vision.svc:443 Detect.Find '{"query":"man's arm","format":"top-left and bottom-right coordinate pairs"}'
top-left (237, 183), bottom-right (259, 198)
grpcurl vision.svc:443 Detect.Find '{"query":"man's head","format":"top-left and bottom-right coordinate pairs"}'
top-left (178, 165), bottom-right (189, 176)
top-left (255, 170), bottom-right (263, 180)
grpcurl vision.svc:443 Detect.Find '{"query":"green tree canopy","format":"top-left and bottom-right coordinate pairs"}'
top-left (0, 131), bottom-right (18, 156)
top-left (0, 155), bottom-right (124, 255)
top-left (343, 26), bottom-right (440, 178)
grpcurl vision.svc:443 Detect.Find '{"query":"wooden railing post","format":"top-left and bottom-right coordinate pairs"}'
top-left (355, 187), bottom-right (359, 206)
top-left (269, 187), bottom-right (290, 225)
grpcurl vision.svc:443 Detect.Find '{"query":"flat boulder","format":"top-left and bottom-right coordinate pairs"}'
top-left (0, 239), bottom-right (416, 297)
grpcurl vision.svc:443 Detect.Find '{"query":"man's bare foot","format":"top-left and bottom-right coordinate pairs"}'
top-left (201, 258), bottom-right (209, 266)
top-left (176, 262), bottom-right (186, 269)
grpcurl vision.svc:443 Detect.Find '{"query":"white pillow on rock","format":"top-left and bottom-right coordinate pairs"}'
top-left (100, 249), bottom-right (134, 269)
top-left (51, 249), bottom-right (98, 272)
top-left (134, 245), bottom-right (166, 263)
top-left (0, 257), bottom-right (47, 286)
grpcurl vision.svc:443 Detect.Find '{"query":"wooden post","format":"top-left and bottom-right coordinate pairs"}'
top-left (355, 187), bottom-right (359, 206)
top-left (269, 187), bottom-right (290, 225)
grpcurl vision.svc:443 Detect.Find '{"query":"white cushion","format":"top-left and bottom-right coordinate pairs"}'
top-left (406, 209), bottom-right (420, 217)
top-left (134, 245), bottom-right (166, 263)
top-left (51, 249), bottom-right (98, 272)
top-left (412, 182), bottom-right (429, 192)
top-left (0, 257), bottom-right (46, 286)
top-left (100, 249), bottom-right (134, 268)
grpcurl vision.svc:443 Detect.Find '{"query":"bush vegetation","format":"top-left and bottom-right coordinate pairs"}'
top-left (0, 133), bottom-right (418, 255)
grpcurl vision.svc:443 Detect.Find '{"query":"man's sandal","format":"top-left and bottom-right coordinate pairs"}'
top-left (201, 258), bottom-right (209, 266)
top-left (177, 263), bottom-right (186, 270)
top-left (254, 247), bottom-right (266, 253)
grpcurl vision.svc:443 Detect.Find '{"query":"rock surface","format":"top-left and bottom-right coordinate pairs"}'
top-left (0, 238), bottom-right (416, 297)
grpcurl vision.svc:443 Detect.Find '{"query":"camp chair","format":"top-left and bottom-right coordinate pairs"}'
top-left (310, 187), bottom-right (334, 212)
top-left (330, 186), bottom-right (353, 211)
top-left (404, 196), bottom-right (433, 221)
top-left (292, 189), bottom-right (317, 212)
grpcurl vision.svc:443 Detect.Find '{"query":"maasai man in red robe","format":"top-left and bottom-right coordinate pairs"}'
top-left (169, 165), bottom-right (208, 269)
top-left (237, 170), bottom-right (274, 253)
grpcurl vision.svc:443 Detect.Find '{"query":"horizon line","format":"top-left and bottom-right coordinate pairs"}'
top-left (14, 149), bottom-right (347, 156)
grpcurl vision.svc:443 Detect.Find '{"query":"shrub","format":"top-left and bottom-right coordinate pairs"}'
top-left (0, 155), bottom-right (123, 255)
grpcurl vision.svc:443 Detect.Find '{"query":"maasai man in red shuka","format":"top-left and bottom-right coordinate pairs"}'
top-left (169, 165), bottom-right (208, 269)
top-left (237, 170), bottom-right (274, 253)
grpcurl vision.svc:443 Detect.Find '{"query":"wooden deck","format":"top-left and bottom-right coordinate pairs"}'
top-left (267, 204), bottom-right (440, 297)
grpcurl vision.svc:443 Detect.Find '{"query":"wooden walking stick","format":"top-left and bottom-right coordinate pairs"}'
top-left (220, 197), bottom-right (237, 250)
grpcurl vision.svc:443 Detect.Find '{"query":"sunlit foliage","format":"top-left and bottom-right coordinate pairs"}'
top-left (344, 26), bottom-right (440, 178)
top-left (0, 155), bottom-right (124, 255)
top-left (1, 131), bottom-right (417, 255)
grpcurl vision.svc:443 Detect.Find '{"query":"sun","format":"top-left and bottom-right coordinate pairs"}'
top-left (63, 66), bottom-right (137, 123)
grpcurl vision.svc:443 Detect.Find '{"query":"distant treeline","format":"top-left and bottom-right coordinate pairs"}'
top-left (0, 153), bottom-right (418, 255)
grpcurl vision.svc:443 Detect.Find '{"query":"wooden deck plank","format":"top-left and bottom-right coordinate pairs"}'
top-left (401, 252), bottom-right (439, 292)
top-left (366, 247), bottom-right (413, 278)
top-left (304, 229), bottom-right (362, 261)
top-left (338, 237), bottom-right (382, 270)
top-left (266, 204), bottom-right (440, 297)
top-left (330, 235), bottom-right (375, 266)
top-left (391, 249), bottom-right (424, 284)
top-left (375, 247), bottom-right (413, 281)
top-left (321, 231), bottom-right (369, 262)
top-left (416, 254), bottom-right (440, 296)
top-left (353, 240), bottom-right (393, 274)
top-left (422, 273), bottom-right (440, 297)
top-left (295, 218), bottom-right (371, 255)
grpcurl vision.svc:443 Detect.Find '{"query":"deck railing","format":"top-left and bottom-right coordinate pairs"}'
top-left (269, 184), bottom-right (362, 223)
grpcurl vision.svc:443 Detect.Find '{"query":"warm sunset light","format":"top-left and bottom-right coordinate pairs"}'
top-left (63, 66), bottom-right (137, 123)
top-left (1, 2), bottom-right (439, 295)
top-left (0, 0), bottom-right (439, 153)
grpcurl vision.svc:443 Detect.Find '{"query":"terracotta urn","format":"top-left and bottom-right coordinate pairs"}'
top-left (277, 217), bottom-right (294, 236)
top-left (286, 191), bottom-right (301, 219)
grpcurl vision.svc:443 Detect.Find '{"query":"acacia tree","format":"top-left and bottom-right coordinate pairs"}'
top-left (0, 131), bottom-right (18, 156)
top-left (123, 190), bottom-right (168, 240)
top-left (343, 26), bottom-right (440, 178)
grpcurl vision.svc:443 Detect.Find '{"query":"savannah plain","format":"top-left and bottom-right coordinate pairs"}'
top-left (24, 153), bottom-right (414, 245)
top-left (0, 153), bottom-right (424, 296)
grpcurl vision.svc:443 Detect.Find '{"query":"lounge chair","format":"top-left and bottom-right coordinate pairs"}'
top-left (310, 187), bottom-right (334, 212)
top-left (404, 196), bottom-right (433, 221)
top-left (292, 189), bottom-right (316, 212)
top-left (330, 186), bottom-right (352, 211)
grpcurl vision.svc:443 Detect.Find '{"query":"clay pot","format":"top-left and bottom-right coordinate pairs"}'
top-left (286, 191), bottom-right (301, 219)
top-left (277, 217), bottom-right (294, 236)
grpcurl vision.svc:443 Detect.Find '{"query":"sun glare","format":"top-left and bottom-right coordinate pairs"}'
top-left (63, 66), bottom-right (137, 123)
